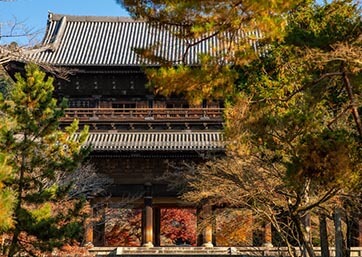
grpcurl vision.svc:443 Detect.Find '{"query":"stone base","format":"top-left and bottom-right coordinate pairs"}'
top-left (84, 242), bottom-right (94, 248)
top-left (142, 242), bottom-right (154, 248)
top-left (202, 242), bottom-right (214, 247)
top-left (87, 246), bottom-right (362, 256)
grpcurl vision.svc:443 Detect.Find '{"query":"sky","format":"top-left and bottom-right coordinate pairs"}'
top-left (0, 0), bottom-right (129, 46)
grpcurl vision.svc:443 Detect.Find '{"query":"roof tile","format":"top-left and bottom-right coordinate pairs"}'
top-left (31, 13), bottom-right (262, 66)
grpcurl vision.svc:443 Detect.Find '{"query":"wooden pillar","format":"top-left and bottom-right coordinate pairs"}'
top-left (202, 205), bottom-right (213, 247)
top-left (84, 202), bottom-right (93, 246)
top-left (263, 222), bottom-right (273, 247)
top-left (142, 183), bottom-right (154, 247)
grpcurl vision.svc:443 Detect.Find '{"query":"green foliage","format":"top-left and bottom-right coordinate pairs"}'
top-left (121, 0), bottom-right (302, 40)
top-left (120, 0), bottom-right (305, 103)
top-left (0, 64), bottom-right (88, 256)
top-left (224, 6), bottom-right (361, 255)
top-left (286, 0), bottom-right (362, 49)
top-left (30, 203), bottom-right (52, 222)
top-left (0, 153), bottom-right (15, 232)
top-left (0, 77), bottom-right (11, 98)
top-left (226, 0), bottom-right (362, 193)
top-left (286, 129), bottom-right (358, 188)
top-left (147, 63), bottom-right (238, 104)
top-left (135, 0), bottom-right (361, 253)
top-left (0, 72), bottom-right (16, 233)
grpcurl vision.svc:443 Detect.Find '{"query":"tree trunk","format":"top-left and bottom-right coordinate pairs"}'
top-left (319, 214), bottom-right (330, 257)
top-left (8, 227), bottom-right (19, 257)
top-left (334, 208), bottom-right (346, 257)
top-left (303, 213), bottom-right (312, 257)
top-left (293, 214), bottom-right (316, 257)
top-left (345, 214), bottom-right (352, 257)
top-left (8, 138), bottom-right (27, 257)
top-left (342, 71), bottom-right (362, 137)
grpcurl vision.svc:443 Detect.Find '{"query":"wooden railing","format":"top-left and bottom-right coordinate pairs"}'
top-left (61, 108), bottom-right (224, 122)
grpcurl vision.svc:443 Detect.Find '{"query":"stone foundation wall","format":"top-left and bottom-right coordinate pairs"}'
top-left (89, 246), bottom-right (362, 257)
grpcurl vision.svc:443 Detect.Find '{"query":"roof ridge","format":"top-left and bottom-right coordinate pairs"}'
top-left (48, 12), bottom-right (140, 23)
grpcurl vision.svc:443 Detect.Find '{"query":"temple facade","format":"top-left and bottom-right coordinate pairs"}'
top-left (26, 13), bottom-right (233, 248)
top-left (2, 12), bottom-right (361, 251)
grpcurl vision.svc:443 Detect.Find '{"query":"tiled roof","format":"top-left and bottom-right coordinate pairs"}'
top-left (82, 131), bottom-right (224, 151)
top-left (30, 13), bottom-right (261, 66)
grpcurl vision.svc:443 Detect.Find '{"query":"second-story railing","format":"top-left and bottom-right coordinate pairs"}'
top-left (61, 108), bottom-right (224, 122)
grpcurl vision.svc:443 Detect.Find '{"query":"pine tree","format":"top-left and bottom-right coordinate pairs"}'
top-left (0, 64), bottom-right (88, 256)
top-left (0, 152), bottom-right (15, 232)
top-left (0, 67), bottom-right (16, 233)
top-left (122, 1), bottom-right (362, 256)
top-left (119, 0), bottom-right (304, 104)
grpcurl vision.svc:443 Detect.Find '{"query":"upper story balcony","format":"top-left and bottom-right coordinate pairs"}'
top-left (60, 108), bottom-right (224, 131)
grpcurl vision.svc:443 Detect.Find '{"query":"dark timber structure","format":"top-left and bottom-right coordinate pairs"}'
top-left (29, 13), bottom-right (227, 248)
top-left (3, 12), bottom-right (362, 255)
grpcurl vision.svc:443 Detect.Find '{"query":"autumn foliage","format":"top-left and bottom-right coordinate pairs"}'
top-left (105, 208), bottom-right (142, 246)
top-left (104, 208), bottom-right (197, 246)
top-left (160, 208), bottom-right (197, 246)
